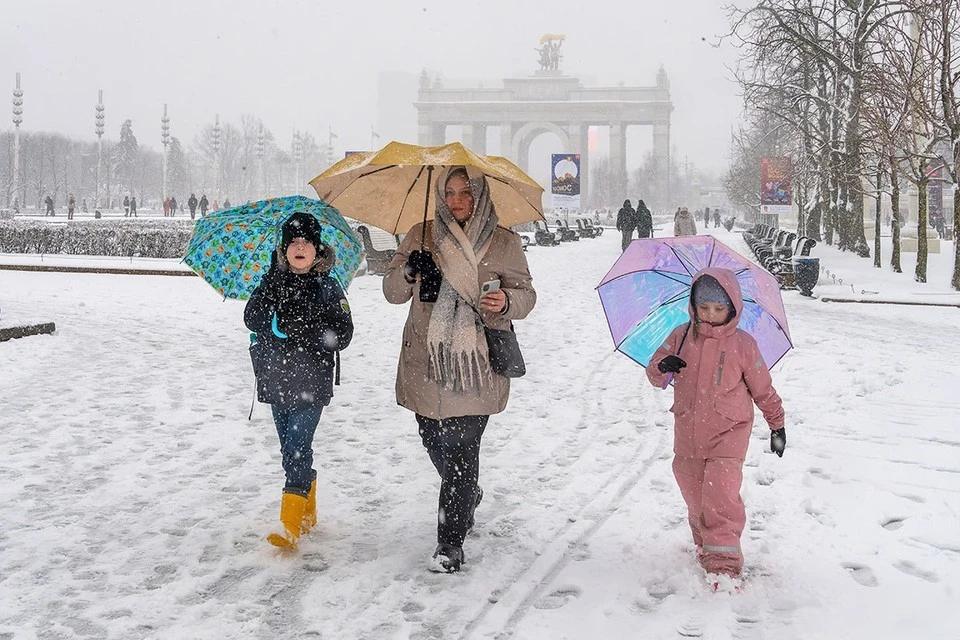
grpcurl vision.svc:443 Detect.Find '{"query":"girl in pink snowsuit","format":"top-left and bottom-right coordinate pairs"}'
top-left (646, 267), bottom-right (785, 578)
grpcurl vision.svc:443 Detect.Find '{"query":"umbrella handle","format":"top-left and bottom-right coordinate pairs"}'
top-left (661, 373), bottom-right (674, 389)
top-left (420, 165), bottom-right (434, 250)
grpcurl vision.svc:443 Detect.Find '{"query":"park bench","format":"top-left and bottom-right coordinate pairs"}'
top-left (586, 219), bottom-right (604, 236)
top-left (554, 219), bottom-right (580, 242)
top-left (533, 221), bottom-right (561, 246)
top-left (575, 218), bottom-right (601, 238)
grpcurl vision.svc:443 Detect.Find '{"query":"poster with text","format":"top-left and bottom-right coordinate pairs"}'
top-left (760, 156), bottom-right (792, 215)
top-left (551, 154), bottom-right (581, 209)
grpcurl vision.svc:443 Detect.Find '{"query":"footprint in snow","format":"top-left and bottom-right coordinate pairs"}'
top-left (842, 563), bottom-right (879, 587)
top-left (534, 585), bottom-right (582, 610)
top-left (881, 516), bottom-right (906, 530)
top-left (893, 560), bottom-right (938, 583)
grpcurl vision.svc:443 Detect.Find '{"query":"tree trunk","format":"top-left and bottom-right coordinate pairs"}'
top-left (874, 165), bottom-right (882, 268)
top-left (953, 185), bottom-right (960, 290)
top-left (890, 161), bottom-right (902, 273)
top-left (915, 177), bottom-right (928, 283)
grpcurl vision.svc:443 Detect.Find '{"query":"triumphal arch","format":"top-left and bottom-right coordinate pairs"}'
top-left (414, 36), bottom-right (674, 205)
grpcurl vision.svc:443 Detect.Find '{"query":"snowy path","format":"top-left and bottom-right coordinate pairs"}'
top-left (1, 229), bottom-right (959, 639)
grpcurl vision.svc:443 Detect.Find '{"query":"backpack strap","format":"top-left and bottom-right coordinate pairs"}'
top-left (335, 349), bottom-right (341, 386)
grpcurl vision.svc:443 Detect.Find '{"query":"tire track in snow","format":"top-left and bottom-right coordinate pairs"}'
top-left (461, 357), bottom-right (671, 640)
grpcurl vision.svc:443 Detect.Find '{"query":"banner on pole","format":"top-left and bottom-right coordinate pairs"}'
top-left (551, 154), bottom-right (581, 209)
top-left (760, 157), bottom-right (792, 215)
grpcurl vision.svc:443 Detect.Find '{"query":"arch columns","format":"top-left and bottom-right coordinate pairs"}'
top-left (510, 121), bottom-right (572, 173)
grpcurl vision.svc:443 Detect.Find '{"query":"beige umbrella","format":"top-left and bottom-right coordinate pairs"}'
top-left (308, 141), bottom-right (545, 236)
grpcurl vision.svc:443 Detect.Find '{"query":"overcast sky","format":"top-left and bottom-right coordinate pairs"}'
top-left (2, 0), bottom-right (744, 181)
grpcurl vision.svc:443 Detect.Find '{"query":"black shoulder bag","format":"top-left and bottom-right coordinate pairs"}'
top-left (473, 304), bottom-right (526, 378)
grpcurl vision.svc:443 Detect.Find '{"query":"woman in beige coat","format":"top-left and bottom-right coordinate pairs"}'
top-left (383, 166), bottom-right (537, 573)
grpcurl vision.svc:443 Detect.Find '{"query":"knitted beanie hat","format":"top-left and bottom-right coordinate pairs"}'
top-left (692, 275), bottom-right (732, 307)
top-left (281, 211), bottom-right (322, 253)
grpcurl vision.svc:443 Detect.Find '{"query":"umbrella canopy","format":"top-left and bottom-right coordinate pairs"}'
top-left (596, 236), bottom-right (792, 372)
top-left (308, 141), bottom-right (545, 234)
top-left (183, 195), bottom-right (364, 300)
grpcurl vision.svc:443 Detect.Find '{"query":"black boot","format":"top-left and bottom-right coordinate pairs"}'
top-left (466, 485), bottom-right (484, 534)
top-left (430, 543), bottom-right (464, 573)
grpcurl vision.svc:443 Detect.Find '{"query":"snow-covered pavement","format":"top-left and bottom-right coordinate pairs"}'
top-left (1, 228), bottom-right (958, 640)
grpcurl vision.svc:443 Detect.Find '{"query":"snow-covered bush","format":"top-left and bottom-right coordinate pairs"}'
top-left (0, 219), bottom-right (194, 258)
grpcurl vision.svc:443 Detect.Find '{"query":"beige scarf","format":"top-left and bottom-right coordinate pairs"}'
top-left (426, 166), bottom-right (499, 393)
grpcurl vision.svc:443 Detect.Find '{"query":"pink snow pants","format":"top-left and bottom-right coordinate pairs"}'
top-left (672, 455), bottom-right (745, 576)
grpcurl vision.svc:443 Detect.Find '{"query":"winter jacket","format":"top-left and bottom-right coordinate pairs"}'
top-left (199, 196), bottom-right (209, 212)
top-left (636, 203), bottom-right (653, 238)
top-left (674, 210), bottom-right (697, 237)
top-left (616, 205), bottom-right (638, 231)
top-left (188, 195), bottom-right (198, 212)
top-left (646, 267), bottom-right (784, 460)
top-left (244, 265), bottom-right (353, 408)
top-left (382, 222), bottom-right (536, 420)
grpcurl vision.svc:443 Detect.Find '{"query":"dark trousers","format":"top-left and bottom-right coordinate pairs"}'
top-left (416, 414), bottom-right (488, 547)
top-left (271, 404), bottom-right (322, 496)
top-left (620, 227), bottom-right (635, 251)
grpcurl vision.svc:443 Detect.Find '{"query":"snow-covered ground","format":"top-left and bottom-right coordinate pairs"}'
top-left (1, 227), bottom-right (958, 640)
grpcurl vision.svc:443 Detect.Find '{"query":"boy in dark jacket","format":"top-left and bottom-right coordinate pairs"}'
top-left (244, 211), bottom-right (354, 549)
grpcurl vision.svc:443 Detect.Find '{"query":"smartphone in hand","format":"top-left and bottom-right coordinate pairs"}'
top-left (481, 279), bottom-right (501, 295)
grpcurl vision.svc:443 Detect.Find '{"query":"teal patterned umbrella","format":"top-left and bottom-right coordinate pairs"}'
top-left (183, 195), bottom-right (364, 300)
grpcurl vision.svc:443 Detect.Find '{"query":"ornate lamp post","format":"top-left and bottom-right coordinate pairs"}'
top-left (292, 130), bottom-right (303, 196)
top-left (256, 124), bottom-right (265, 199)
top-left (95, 90), bottom-right (105, 208)
top-left (161, 104), bottom-right (170, 208)
top-left (12, 73), bottom-right (23, 209)
top-left (211, 114), bottom-right (222, 202)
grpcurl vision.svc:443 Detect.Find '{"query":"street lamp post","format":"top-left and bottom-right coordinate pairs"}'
top-left (12, 73), bottom-right (23, 210)
top-left (211, 114), bottom-right (222, 204)
top-left (95, 90), bottom-right (105, 208)
top-left (256, 125), bottom-right (265, 199)
top-left (161, 104), bottom-right (170, 211)
top-left (292, 130), bottom-right (303, 196)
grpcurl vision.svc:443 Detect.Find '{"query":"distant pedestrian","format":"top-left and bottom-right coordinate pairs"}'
top-left (674, 207), bottom-right (697, 237)
top-left (169, 196), bottom-right (178, 217)
top-left (213, 199), bottom-right (220, 211)
top-left (636, 199), bottom-right (653, 239)
top-left (67, 193), bottom-right (76, 220)
top-left (81, 198), bottom-right (88, 213)
top-left (616, 199), bottom-right (638, 251)
top-left (44, 195), bottom-right (55, 216)
top-left (163, 198), bottom-right (171, 217)
top-left (702, 207), bottom-right (711, 227)
top-left (199, 194), bottom-right (209, 217)
top-left (223, 198), bottom-right (231, 209)
top-left (713, 208), bottom-right (721, 228)
top-left (188, 193), bottom-right (198, 219)
top-left (123, 195), bottom-right (131, 217)
top-left (130, 196), bottom-right (138, 218)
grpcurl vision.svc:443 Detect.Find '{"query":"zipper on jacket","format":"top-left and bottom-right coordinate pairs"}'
top-left (716, 352), bottom-right (726, 386)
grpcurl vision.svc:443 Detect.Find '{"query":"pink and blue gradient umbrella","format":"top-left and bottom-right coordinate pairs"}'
top-left (596, 236), bottom-right (793, 373)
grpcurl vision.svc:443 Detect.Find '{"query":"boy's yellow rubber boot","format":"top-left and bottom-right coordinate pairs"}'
top-left (266, 492), bottom-right (308, 549)
top-left (301, 479), bottom-right (318, 534)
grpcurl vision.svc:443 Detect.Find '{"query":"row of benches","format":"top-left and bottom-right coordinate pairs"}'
top-left (742, 224), bottom-right (817, 289)
top-left (355, 218), bottom-right (606, 275)
top-left (530, 218), bottom-right (605, 246)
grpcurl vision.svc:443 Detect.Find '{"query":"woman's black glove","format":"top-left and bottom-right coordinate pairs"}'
top-left (770, 428), bottom-right (786, 458)
top-left (657, 355), bottom-right (687, 374)
top-left (404, 250), bottom-right (440, 280)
